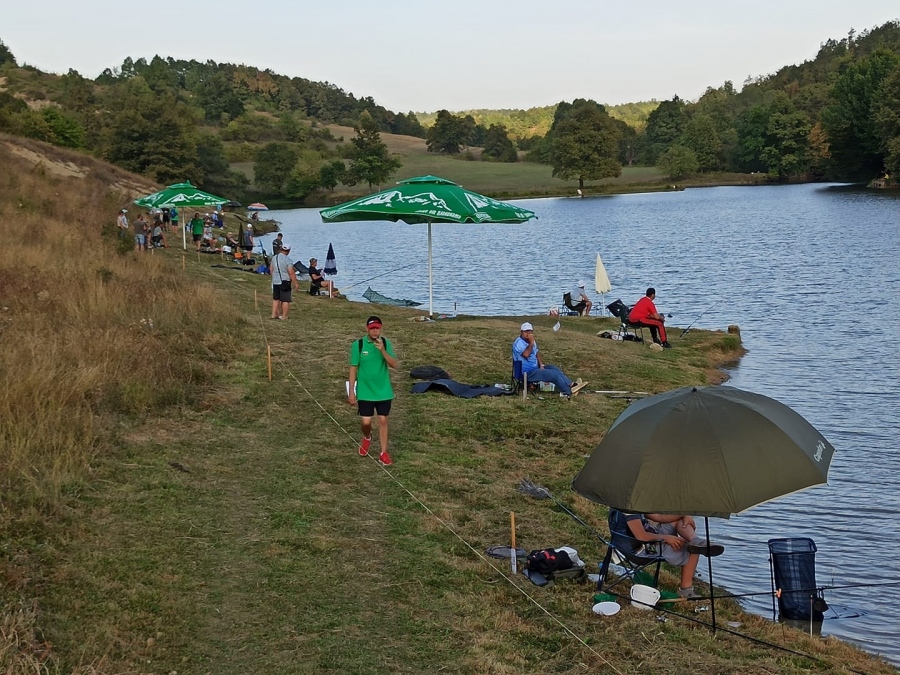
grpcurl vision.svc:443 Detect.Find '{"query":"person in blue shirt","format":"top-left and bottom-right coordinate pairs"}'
top-left (512, 322), bottom-right (587, 398)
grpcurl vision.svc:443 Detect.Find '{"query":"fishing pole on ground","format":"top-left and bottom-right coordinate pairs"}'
top-left (339, 261), bottom-right (422, 292)
top-left (518, 479), bottom-right (611, 545)
top-left (679, 302), bottom-right (716, 339)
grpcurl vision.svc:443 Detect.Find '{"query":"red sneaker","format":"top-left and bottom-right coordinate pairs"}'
top-left (359, 436), bottom-right (371, 456)
top-left (379, 450), bottom-right (393, 466)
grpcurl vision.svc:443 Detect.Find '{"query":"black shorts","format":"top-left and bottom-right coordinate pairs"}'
top-left (358, 400), bottom-right (392, 417)
top-left (272, 281), bottom-right (292, 302)
top-left (192, 233), bottom-right (202, 242)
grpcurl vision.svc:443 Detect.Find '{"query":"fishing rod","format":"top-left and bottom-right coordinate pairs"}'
top-left (679, 302), bottom-right (716, 339)
top-left (340, 261), bottom-right (421, 292)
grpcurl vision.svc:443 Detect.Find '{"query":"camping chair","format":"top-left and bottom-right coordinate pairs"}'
top-left (511, 347), bottom-right (538, 396)
top-left (562, 292), bottom-right (586, 316)
top-left (606, 299), bottom-right (646, 342)
top-left (596, 509), bottom-right (665, 593)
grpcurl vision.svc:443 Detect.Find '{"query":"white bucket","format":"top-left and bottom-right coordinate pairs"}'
top-left (630, 584), bottom-right (661, 610)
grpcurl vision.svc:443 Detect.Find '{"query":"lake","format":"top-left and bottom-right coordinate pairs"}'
top-left (262, 183), bottom-right (900, 664)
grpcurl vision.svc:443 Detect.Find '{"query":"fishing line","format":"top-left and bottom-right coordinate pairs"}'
top-left (679, 302), bottom-right (716, 339)
top-left (339, 261), bottom-right (422, 292)
top-left (201, 260), bottom-right (625, 674)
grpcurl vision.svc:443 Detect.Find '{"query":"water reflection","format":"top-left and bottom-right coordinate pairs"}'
top-left (264, 183), bottom-right (900, 663)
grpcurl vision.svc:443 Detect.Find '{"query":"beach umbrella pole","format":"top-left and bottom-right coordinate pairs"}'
top-left (706, 517), bottom-right (717, 634)
top-left (427, 220), bottom-right (433, 316)
top-left (181, 208), bottom-right (186, 250)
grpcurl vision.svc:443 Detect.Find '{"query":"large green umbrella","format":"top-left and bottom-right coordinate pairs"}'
top-left (571, 385), bottom-right (835, 631)
top-left (135, 182), bottom-right (229, 250)
top-left (320, 175), bottom-right (537, 315)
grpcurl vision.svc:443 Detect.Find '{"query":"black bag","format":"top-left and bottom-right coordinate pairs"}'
top-left (526, 548), bottom-right (574, 574)
top-left (409, 365), bottom-right (451, 380)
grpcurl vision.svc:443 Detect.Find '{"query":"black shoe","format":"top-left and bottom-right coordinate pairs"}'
top-left (662, 341), bottom-right (672, 349)
top-left (687, 539), bottom-right (724, 557)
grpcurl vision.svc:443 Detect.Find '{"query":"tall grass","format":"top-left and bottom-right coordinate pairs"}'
top-left (0, 139), bottom-right (238, 505)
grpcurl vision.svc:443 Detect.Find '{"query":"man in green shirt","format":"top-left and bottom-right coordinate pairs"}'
top-left (190, 212), bottom-right (204, 251)
top-left (348, 316), bottom-right (399, 465)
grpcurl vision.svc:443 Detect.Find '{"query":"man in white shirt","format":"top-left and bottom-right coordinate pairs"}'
top-left (567, 280), bottom-right (592, 316)
top-left (271, 243), bottom-right (300, 321)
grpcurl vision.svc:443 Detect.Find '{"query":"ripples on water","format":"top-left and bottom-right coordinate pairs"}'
top-left (265, 184), bottom-right (900, 663)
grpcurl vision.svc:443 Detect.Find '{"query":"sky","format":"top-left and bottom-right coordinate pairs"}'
top-left (3, 2), bottom-right (899, 113)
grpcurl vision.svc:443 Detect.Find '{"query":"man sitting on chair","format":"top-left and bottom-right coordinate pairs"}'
top-left (628, 287), bottom-right (671, 348)
top-left (618, 511), bottom-right (724, 599)
top-left (513, 322), bottom-right (587, 398)
top-left (308, 257), bottom-right (334, 297)
top-left (566, 280), bottom-right (593, 316)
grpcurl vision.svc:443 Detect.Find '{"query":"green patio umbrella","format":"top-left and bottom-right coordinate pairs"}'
top-left (571, 385), bottom-right (835, 632)
top-left (319, 175), bottom-right (537, 315)
top-left (135, 182), bottom-right (229, 250)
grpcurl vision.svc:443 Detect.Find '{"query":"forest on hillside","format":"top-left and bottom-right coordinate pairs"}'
top-left (1, 20), bottom-right (900, 202)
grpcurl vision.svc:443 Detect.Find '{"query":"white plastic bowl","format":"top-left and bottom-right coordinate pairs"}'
top-left (630, 584), bottom-right (661, 610)
top-left (592, 601), bottom-right (620, 616)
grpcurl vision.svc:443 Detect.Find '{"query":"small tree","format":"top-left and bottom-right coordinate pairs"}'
top-left (318, 160), bottom-right (347, 192)
top-left (481, 124), bottom-right (517, 162)
top-left (549, 99), bottom-right (621, 190)
top-left (426, 110), bottom-right (467, 154)
top-left (0, 39), bottom-right (16, 67)
top-left (658, 144), bottom-right (699, 179)
top-left (346, 111), bottom-right (401, 189)
top-left (254, 142), bottom-right (300, 194)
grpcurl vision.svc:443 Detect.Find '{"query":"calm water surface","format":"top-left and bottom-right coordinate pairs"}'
top-left (263, 184), bottom-right (900, 663)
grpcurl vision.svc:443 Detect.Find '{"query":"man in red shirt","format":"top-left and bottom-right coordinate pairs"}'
top-left (629, 287), bottom-right (671, 348)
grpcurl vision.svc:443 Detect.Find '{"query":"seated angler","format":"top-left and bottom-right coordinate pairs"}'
top-left (308, 257), bottom-right (334, 297)
top-left (612, 509), bottom-right (724, 599)
top-left (629, 287), bottom-right (671, 348)
top-left (512, 322), bottom-right (587, 398)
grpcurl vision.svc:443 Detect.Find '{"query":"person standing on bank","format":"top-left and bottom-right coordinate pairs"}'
top-left (348, 316), bottom-right (398, 466)
top-left (270, 243), bottom-right (299, 320)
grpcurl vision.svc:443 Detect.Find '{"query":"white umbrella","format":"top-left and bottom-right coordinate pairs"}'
top-left (595, 253), bottom-right (612, 314)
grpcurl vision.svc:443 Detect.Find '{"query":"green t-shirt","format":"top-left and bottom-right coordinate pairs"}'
top-left (349, 335), bottom-right (396, 401)
top-left (190, 217), bottom-right (204, 235)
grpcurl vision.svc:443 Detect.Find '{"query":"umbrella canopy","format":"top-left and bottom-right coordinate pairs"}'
top-left (320, 175), bottom-right (537, 314)
top-left (247, 203), bottom-right (269, 211)
top-left (324, 243), bottom-right (337, 275)
top-left (595, 253), bottom-right (611, 295)
top-left (134, 183), bottom-right (228, 250)
top-left (572, 385), bottom-right (835, 519)
top-left (134, 183), bottom-right (228, 210)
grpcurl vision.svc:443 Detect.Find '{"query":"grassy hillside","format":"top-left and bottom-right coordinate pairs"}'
top-left (0, 135), bottom-right (894, 674)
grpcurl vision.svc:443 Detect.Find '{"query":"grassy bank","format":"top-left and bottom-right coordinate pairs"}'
top-left (1, 137), bottom-right (894, 674)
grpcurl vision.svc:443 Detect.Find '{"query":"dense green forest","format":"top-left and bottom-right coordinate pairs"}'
top-left (2, 20), bottom-right (899, 203)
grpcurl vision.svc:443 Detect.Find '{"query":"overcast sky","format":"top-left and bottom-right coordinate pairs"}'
top-left (4, 2), bottom-right (898, 113)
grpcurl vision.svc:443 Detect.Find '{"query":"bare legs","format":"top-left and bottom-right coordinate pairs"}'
top-left (360, 415), bottom-right (389, 453)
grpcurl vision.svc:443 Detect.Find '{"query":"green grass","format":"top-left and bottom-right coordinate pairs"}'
top-left (2, 136), bottom-right (893, 674)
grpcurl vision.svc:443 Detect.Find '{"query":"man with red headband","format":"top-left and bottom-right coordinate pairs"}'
top-left (348, 316), bottom-right (399, 465)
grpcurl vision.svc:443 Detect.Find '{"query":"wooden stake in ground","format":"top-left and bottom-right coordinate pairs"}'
top-left (510, 512), bottom-right (517, 575)
top-left (182, 254), bottom-right (185, 270)
top-left (255, 289), bottom-right (258, 312)
top-left (522, 372), bottom-right (527, 402)
top-left (267, 345), bottom-right (272, 381)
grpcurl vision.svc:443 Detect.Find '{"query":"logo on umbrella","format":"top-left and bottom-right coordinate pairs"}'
top-left (814, 440), bottom-right (825, 462)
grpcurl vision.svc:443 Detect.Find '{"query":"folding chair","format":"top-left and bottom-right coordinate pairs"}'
top-left (605, 299), bottom-right (646, 342)
top-left (596, 509), bottom-right (665, 593)
top-left (511, 347), bottom-right (538, 395)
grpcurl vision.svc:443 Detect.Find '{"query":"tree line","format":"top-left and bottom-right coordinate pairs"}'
top-left (0, 44), bottom-right (415, 201)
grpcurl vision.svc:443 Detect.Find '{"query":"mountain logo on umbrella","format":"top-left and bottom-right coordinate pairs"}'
top-left (349, 190), bottom-right (451, 214)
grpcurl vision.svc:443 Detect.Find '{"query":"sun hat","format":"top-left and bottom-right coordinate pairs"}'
top-left (246, 223), bottom-right (252, 228)
top-left (577, 280), bottom-right (585, 288)
top-left (366, 316), bottom-right (383, 328)
top-left (520, 322), bottom-right (534, 331)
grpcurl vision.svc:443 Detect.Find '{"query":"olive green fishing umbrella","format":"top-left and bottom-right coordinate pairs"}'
top-left (572, 384), bottom-right (835, 632)
top-left (320, 175), bottom-right (537, 315)
top-left (572, 385), bottom-right (835, 518)
top-left (135, 182), bottom-right (229, 250)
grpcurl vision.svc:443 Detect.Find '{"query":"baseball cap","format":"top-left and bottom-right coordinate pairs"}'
top-left (281, 243), bottom-right (291, 251)
top-left (366, 316), bottom-right (383, 328)
top-left (520, 322), bottom-right (534, 331)
top-left (120, 209), bottom-right (127, 213)
top-left (577, 280), bottom-right (585, 288)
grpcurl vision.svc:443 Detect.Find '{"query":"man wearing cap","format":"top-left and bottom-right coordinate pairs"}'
top-left (348, 316), bottom-right (399, 465)
top-left (270, 243), bottom-right (300, 320)
top-left (568, 280), bottom-right (593, 316)
top-left (241, 224), bottom-right (254, 260)
top-left (513, 323), bottom-right (587, 398)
